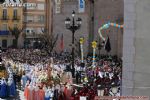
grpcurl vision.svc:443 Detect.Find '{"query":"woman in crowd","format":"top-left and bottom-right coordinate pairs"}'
top-left (0, 78), bottom-right (7, 98)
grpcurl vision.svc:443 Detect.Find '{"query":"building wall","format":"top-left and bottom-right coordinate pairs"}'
top-left (122, 0), bottom-right (150, 96)
top-left (45, 0), bottom-right (53, 36)
top-left (53, 0), bottom-right (123, 57)
top-left (24, 0), bottom-right (46, 35)
top-left (53, 0), bottom-right (89, 55)
top-left (0, 1), bottom-right (23, 48)
top-left (133, 0), bottom-right (150, 96)
top-left (24, 0), bottom-right (46, 47)
top-left (94, 0), bottom-right (123, 57)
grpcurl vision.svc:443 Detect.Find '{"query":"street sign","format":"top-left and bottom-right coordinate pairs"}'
top-left (78, 0), bottom-right (85, 13)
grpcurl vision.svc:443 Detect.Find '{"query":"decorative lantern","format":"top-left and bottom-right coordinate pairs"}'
top-left (92, 41), bottom-right (97, 49)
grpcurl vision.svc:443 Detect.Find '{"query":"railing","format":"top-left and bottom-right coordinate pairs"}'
top-left (1, 16), bottom-right (9, 20)
top-left (12, 16), bottom-right (20, 21)
top-left (24, 20), bottom-right (45, 24)
top-left (25, 33), bottom-right (42, 38)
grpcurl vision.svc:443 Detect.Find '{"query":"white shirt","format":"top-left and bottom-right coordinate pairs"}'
top-left (76, 67), bottom-right (80, 71)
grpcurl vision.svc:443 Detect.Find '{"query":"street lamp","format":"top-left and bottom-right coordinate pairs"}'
top-left (65, 10), bottom-right (82, 77)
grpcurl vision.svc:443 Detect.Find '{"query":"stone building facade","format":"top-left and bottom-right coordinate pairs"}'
top-left (53, 0), bottom-right (123, 57)
top-left (23, 0), bottom-right (46, 48)
top-left (53, 0), bottom-right (150, 96)
top-left (0, 0), bottom-right (23, 48)
top-left (122, 0), bottom-right (150, 96)
top-left (53, 0), bottom-right (89, 55)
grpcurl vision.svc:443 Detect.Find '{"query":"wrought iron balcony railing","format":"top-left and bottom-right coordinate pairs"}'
top-left (1, 16), bottom-right (9, 20)
top-left (12, 16), bottom-right (20, 21)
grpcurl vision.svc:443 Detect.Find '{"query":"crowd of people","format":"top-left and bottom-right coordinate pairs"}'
top-left (0, 63), bottom-right (16, 98)
top-left (72, 55), bottom-right (122, 99)
top-left (3, 49), bottom-right (50, 64)
top-left (0, 48), bottom-right (122, 100)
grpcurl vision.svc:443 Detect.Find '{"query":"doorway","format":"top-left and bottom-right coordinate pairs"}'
top-left (2, 39), bottom-right (7, 48)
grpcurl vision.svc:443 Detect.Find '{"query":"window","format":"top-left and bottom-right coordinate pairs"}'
top-left (24, 3), bottom-right (37, 10)
top-left (2, 40), bottom-right (7, 48)
top-left (13, 9), bottom-right (18, 19)
top-left (26, 30), bottom-right (30, 33)
top-left (31, 30), bottom-right (34, 33)
top-left (37, 3), bottom-right (45, 10)
top-left (3, 9), bottom-right (7, 19)
top-left (2, 24), bottom-right (7, 30)
top-left (26, 16), bottom-right (34, 22)
top-left (55, 0), bottom-right (61, 14)
top-left (38, 15), bottom-right (45, 22)
top-left (14, 24), bottom-right (17, 28)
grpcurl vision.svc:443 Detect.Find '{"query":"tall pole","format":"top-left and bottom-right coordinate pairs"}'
top-left (72, 17), bottom-right (75, 78)
top-left (88, 0), bottom-right (95, 53)
top-left (92, 41), bottom-right (97, 67)
top-left (99, 37), bottom-right (100, 58)
top-left (80, 38), bottom-right (84, 63)
top-left (65, 11), bottom-right (82, 78)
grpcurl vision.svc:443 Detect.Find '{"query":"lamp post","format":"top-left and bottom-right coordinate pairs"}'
top-left (88, 0), bottom-right (95, 53)
top-left (65, 10), bottom-right (82, 77)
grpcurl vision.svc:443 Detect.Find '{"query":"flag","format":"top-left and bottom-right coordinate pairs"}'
top-left (60, 34), bottom-right (64, 51)
top-left (104, 36), bottom-right (111, 52)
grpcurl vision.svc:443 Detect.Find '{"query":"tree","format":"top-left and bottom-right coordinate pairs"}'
top-left (41, 29), bottom-right (59, 56)
top-left (9, 27), bottom-right (24, 48)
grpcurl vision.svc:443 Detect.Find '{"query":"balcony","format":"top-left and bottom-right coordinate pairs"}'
top-left (12, 16), bottom-right (20, 21)
top-left (1, 16), bottom-right (9, 21)
top-left (24, 20), bottom-right (45, 27)
top-left (0, 31), bottom-right (10, 35)
top-left (25, 33), bottom-right (42, 39)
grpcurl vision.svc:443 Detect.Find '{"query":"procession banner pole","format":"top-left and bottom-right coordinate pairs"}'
top-left (79, 38), bottom-right (84, 63)
top-left (92, 41), bottom-right (97, 67)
